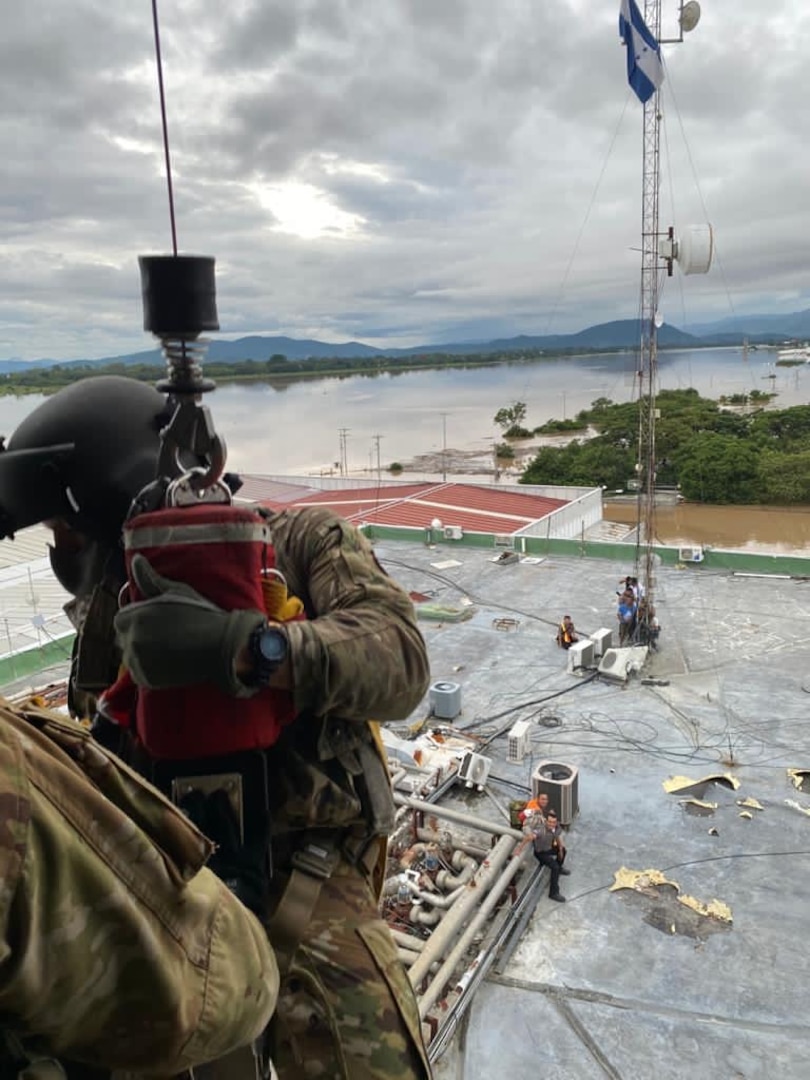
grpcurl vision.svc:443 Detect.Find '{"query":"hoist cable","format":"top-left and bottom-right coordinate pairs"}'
top-left (150, 0), bottom-right (179, 255)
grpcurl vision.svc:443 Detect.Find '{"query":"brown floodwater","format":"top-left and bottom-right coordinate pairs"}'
top-left (603, 502), bottom-right (810, 554)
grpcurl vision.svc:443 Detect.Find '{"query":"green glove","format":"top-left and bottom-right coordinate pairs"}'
top-left (114, 554), bottom-right (266, 696)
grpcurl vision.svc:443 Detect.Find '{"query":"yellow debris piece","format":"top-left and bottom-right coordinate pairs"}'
top-left (678, 894), bottom-right (733, 923)
top-left (736, 797), bottom-right (764, 811)
top-left (663, 773), bottom-right (740, 794)
top-left (785, 799), bottom-right (810, 818)
top-left (739, 811), bottom-right (753, 820)
top-left (610, 867), bottom-right (678, 892)
top-left (787, 769), bottom-right (810, 791)
top-left (680, 798), bottom-right (718, 810)
top-left (611, 867), bottom-right (733, 923)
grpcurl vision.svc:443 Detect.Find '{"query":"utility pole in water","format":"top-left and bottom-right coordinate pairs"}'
top-left (440, 413), bottom-right (448, 482)
top-left (338, 428), bottom-right (350, 477)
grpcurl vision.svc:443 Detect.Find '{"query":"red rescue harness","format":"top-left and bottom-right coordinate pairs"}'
top-left (99, 504), bottom-right (302, 760)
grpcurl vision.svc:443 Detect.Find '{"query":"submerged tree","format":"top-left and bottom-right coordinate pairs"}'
top-left (493, 401), bottom-right (530, 438)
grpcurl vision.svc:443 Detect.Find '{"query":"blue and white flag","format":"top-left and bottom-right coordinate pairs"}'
top-left (619, 0), bottom-right (665, 104)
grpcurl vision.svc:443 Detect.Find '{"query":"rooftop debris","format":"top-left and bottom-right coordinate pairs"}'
top-left (787, 768), bottom-right (810, 791)
top-left (663, 772), bottom-right (740, 794)
top-left (610, 867), bottom-right (733, 924)
top-left (736, 797), bottom-right (764, 811)
top-left (784, 799), bottom-right (810, 818)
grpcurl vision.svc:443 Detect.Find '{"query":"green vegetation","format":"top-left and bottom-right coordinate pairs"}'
top-left (518, 388), bottom-right (810, 505)
top-left (718, 389), bottom-right (774, 405)
top-left (535, 417), bottom-right (588, 434)
top-left (494, 442), bottom-right (516, 461)
top-left (493, 402), bottom-right (532, 438)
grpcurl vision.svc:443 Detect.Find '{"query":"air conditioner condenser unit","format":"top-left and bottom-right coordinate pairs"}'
top-left (444, 525), bottom-right (463, 540)
top-left (531, 760), bottom-right (579, 825)
top-left (678, 546), bottom-right (704, 563)
top-left (507, 720), bottom-right (532, 763)
top-left (458, 751), bottom-right (493, 790)
top-left (567, 639), bottom-right (595, 673)
top-left (589, 628), bottom-right (613, 658)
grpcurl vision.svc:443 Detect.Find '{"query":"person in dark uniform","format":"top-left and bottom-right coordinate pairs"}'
top-left (531, 808), bottom-right (570, 903)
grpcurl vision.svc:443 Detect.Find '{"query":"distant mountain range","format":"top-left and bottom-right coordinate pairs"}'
top-left (3, 310), bottom-right (809, 375)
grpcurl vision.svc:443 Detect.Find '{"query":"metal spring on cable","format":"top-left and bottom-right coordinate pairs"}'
top-left (158, 335), bottom-right (212, 394)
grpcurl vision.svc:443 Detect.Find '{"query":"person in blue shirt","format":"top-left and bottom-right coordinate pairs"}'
top-left (617, 589), bottom-right (637, 645)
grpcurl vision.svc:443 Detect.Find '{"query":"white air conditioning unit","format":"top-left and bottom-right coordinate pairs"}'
top-left (507, 720), bottom-right (532, 763)
top-left (678, 545), bottom-right (704, 563)
top-left (589, 627), bottom-right (613, 658)
top-left (458, 751), bottom-right (492, 790)
top-left (493, 534), bottom-right (515, 550)
top-left (429, 681), bottom-right (462, 720)
top-left (567, 639), bottom-right (595, 673)
top-left (531, 760), bottom-right (579, 825)
top-left (444, 525), bottom-right (463, 540)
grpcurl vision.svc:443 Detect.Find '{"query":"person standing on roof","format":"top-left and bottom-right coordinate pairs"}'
top-left (0, 375), bottom-right (433, 1080)
top-left (617, 588), bottom-right (637, 646)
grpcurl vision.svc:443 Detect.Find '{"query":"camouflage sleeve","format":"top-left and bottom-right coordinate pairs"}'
top-left (271, 507), bottom-right (430, 722)
top-left (0, 707), bottom-right (279, 1074)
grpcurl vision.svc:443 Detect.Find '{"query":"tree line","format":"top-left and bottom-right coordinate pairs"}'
top-left (0, 348), bottom-right (582, 396)
top-left (501, 388), bottom-right (810, 504)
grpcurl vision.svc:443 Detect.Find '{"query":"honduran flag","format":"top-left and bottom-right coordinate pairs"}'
top-left (619, 0), bottom-right (665, 104)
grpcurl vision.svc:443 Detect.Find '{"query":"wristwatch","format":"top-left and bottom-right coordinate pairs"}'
top-left (246, 623), bottom-right (289, 687)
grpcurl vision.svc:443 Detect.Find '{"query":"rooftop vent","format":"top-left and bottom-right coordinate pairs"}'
top-left (429, 681), bottom-right (462, 720)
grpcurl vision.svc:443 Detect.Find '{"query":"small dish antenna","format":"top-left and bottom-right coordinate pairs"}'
top-left (680, 2), bottom-right (701, 33)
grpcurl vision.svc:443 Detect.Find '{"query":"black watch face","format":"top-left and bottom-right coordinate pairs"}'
top-left (259, 628), bottom-right (287, 663)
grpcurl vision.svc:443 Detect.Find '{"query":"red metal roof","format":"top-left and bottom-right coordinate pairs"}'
top-left (239, 477), bottom-right (569, 535)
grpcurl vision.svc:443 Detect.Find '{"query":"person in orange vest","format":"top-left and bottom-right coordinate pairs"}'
top-left (519, 791), bottom-right (549, 830)
top-left (556, 614), bottom-right (579, 649)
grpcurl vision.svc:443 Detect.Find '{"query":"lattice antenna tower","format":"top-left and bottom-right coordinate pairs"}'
top-left (633, 1), bottom-right (708, 633)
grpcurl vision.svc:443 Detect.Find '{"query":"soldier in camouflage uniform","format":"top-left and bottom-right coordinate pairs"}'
top-left (0, 696), bottom-right (278, 1077)
top-left (0, 376), bottom-right (433, 1080)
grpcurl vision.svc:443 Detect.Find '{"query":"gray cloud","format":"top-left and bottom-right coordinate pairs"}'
top-left (0, 0), bottom-right (808, 361)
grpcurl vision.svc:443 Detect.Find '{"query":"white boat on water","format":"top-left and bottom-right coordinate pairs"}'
top-left (776, 345), bottom-right (810, 362)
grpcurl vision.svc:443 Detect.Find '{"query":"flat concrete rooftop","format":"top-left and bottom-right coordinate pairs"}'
top-left (2, 525), bottom-right (807, 1079)
top-left (380, 539), bottom-right (810, 1080)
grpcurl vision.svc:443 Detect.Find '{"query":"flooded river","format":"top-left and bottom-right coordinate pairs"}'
top-left (603, 501), bottom-right (810, 554)
top-left (1, 345), bottom-right (808, 552)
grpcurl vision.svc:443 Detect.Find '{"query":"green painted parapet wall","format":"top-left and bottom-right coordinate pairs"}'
top-left (4, 525), bottom-right (810, 693)
top-left (0, 636), bottom-right (75, 689)
top-left (360, 524), bottom-right (810, 577)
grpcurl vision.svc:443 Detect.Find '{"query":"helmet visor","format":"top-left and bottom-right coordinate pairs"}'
top-left (0, 442), bottom-right (76, 539)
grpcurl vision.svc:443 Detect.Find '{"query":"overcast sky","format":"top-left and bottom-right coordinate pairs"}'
top-left (1, 0), bottom-right (808, 362)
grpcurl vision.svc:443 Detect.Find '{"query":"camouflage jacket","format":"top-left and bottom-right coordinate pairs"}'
top-left (0, 700), bottom-right (278, 1076)
top-left (70, 506), bottom-right (430, 840)
top-left (260, 507), bottom-right (430, 837)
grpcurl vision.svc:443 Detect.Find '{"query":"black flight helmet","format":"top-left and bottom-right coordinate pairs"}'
top-left (0, 375), bottom-right (171, 544)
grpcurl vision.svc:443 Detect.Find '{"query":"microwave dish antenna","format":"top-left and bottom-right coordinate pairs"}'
top-left (659, 223), bottom-right (713, 277)
top-left (680, 2), bottom-right (702, 34)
